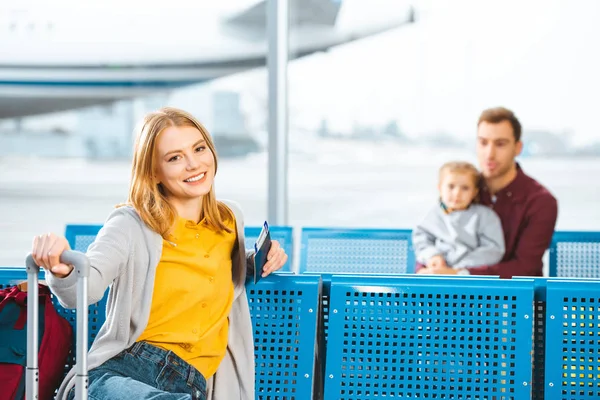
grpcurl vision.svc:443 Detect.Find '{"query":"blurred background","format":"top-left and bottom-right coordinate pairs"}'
top-left (1, 0), bottom-right (599, 265)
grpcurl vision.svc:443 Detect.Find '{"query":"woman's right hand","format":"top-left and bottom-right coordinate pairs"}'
top-left (32, 233), bottom-right (73, 278)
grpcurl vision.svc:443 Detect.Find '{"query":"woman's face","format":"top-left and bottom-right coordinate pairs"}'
top-left (154, 125), bottom-right (216, 202)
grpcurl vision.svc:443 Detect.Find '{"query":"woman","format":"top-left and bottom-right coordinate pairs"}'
top-left (31, 107), bottom-right (288, 400)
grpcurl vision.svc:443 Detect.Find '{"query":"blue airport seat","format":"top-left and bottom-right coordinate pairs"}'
top-left (298, 227), bottom-right (415, 275)
top-left (309, 272), bottom-right (502, 396)
top-left (244, 225), bottom-right (294, 272)
top-left (512, 276), bottom-right (600, 400)
top-left (324, 275), bottom-right (535, 400)
top-left (549, 231), bottom-right (600, 277)
top-left (246, 274), bottom-right (321, 399)
top-left (543, 279), bottom-right (600, 399)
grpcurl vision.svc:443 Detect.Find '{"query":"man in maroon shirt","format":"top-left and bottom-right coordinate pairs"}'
top-left (418, 107), bottom-right (558, 278)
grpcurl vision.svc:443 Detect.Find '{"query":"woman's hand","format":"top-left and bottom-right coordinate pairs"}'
top-left (31, 233), bottom-right (73, 278)
top-left (262, 240), bottom-right (288, 277)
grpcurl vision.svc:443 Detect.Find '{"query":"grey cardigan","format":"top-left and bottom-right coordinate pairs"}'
top-left (46, 201), bottom-right (255, 400)
top-left (412, 203), bottom-right (505, 269)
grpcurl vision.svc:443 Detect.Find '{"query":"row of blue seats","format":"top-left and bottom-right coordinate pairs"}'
top-left (65, 224), bottom-right (416, 274)
top-left (1, 268), bottom-right (598, 399)
top-left (66, 224), bottom-right (600, 277)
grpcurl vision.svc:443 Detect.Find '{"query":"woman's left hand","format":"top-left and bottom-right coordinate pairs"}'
top-left (262, 240), bottom-right (288, 277)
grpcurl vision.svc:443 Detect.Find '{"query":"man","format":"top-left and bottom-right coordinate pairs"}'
top-left (419, 107), bottom-right (558, 278)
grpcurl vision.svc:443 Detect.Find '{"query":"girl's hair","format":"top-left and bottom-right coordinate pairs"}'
top-left (126, 107), bottom-right (232, 237)
top-left (439, 161), bottom-right (481, 188)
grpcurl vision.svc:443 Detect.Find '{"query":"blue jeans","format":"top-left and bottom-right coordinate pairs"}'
top-left (67, 341), bottom-right (207, 400)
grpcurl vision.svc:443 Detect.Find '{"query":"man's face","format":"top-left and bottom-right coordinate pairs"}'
top-left (476, 120), bottom-right (523, 179)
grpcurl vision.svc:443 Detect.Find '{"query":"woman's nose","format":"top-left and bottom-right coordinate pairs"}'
top-left (185, 155), bottom-right (199, 170)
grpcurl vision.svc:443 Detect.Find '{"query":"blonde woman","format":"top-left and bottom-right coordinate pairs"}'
top-left (31, 107), bottom-right (288, 400)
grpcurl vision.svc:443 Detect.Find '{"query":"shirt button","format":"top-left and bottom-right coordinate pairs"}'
top-left (209, 277), bottom-right (214, 283)
top-left (204, 254), bottom-right (209, 258)
top-left (192, 328), bottom-right (198, 334)
top-left (507, 192), bottom-right (512, 197)
top-left (202, 303), bottom-right (207, 308)
top-left (195, 234), bottom-right (200, 239)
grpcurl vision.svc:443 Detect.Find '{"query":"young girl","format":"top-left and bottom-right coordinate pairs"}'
top-left (413, 161), bottom-right (505, 275)
top-left (31, 107), bottom-right (288, 400)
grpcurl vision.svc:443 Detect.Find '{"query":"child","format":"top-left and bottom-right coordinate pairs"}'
top-left (412, 161), bottom-right (505, 274)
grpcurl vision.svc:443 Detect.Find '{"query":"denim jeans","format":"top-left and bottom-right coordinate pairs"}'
top-left (67, 341), bottom-right (207, 400)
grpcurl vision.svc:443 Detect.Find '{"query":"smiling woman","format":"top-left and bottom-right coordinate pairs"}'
top-left (128, 109), bottom-right (230, 237)
top-left (29, 106), bottom-right (289, 400)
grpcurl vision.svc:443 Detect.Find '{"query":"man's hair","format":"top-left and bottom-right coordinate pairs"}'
top-left (477, 107), bottom-right (522, 142)
top-left (439, 161), bottom-right (481, 188)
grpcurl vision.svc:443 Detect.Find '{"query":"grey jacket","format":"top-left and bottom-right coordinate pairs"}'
top-left (412, 204), bottom-right (505, 269)
top-left (46, 201), bottom-right (255, 400)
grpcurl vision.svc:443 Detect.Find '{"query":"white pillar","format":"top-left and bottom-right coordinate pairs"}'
top-left (267, 0), bottom-right (289, 225)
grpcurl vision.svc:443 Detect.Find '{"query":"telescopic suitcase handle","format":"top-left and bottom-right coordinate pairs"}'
top-left (25, 250), bottom-right (90, 400)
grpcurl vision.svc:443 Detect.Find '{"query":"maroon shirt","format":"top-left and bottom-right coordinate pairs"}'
top-left (469, 164), bottom-right (558, 278)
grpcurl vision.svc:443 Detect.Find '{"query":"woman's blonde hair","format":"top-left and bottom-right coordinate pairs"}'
top-left (126, 107), bottom-right (232, 237)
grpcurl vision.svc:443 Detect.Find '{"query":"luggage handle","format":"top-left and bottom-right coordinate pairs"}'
top-left (26, 250), bottom-right (90, 400)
